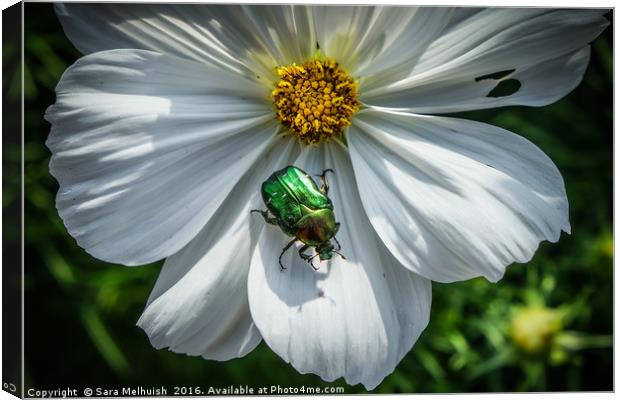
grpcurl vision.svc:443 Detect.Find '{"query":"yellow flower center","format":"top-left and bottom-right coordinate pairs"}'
top-left (272, 58), bottom-right (359, 144)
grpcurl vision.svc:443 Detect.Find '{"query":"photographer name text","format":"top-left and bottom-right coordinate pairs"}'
top-left (26, 384), bottom-right (345, 397)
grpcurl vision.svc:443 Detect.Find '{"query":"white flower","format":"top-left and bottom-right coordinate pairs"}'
top-left (46, 4), bottom-right (608, 389)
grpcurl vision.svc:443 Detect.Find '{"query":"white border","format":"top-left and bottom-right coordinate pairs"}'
top-left (0, 1), bottom-right (615, 400)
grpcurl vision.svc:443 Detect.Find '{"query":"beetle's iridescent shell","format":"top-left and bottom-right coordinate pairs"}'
top-left (294, 208), bottom-right (339, 246)
top-left (261, 165), bottom-right (334, 239)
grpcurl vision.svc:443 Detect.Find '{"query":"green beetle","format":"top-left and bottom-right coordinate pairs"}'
top-left (252, 165), bottom-right (345, 271)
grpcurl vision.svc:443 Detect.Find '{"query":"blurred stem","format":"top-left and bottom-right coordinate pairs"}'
top-left (555, 332), bottom-right (613, 350)
top-left (41, 242), bottom-right (131, 377)
top-left (467, 348), bottom-right (515, 381)
top-left (520, 360), bottom-right (546, 391)
top-left (41, 242), bottom-right (76, 289)
top-left (415, 348), bottom-right (445, 381)
top-left (80, 306), bottom-right (131, 376)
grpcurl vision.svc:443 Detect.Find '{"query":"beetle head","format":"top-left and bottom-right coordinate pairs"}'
top-left (316, 242), bottom-right (335, 261)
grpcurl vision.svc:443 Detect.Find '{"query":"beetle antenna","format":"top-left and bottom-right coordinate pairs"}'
top-left (335, 251), bottom-right (346, 260)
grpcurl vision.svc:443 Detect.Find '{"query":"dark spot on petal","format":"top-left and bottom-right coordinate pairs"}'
top-left (487, 79), bottom-right (521, 98)
top-left (316, 41), bottom-right (320, 50)
top-left (474, 69), bottom-right (516, 82)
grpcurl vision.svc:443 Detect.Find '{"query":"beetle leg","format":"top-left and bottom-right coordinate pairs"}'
top-left (251, 209), bottom-right (278, 225)
top-left (317, 168), bottom-right (334, 194)
top-left (300, 253), bottom-right (319, 271)
top-left (299, 244), bottom-right (310, 261)
top-left (298, 245), bottom-right (312, 260)
top-left (278, 238), bottom-right (297, 271)
top-left (298, 245), bottom-right (321, 271)
top-left (333, 236), bottom-right (342, 251)
top-left (307, 253), bottom-right (320, 271)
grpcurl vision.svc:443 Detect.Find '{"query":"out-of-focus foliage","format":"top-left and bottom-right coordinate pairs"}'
top-left (15, 4), bottom-right (612, 393)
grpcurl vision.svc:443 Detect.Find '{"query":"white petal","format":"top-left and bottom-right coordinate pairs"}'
top-left (46, 49), bottom-right (276, 266)
top-left (137, 137), bottom-right (299, 361)
top-left (348, 110), bottom-right (570, 283)
top-left (363, 8), bottom-right (609, 112)
top-left (54, 3), bottom-right (316, 79)
top-left (248, 143), bottom-right (431, 389)
top-left (313, 6), bottom-right (452, 78)
top-left (240, 5), bottom-right (316, 65)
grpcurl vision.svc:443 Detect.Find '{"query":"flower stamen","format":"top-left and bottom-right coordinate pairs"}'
top-left (272, 58), bottom-right (359, 144)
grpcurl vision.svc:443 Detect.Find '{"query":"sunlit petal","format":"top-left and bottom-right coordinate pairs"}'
top-left (349, 110), bottom-right (569, 283)
top-left (46, 49), bottom-right (276, 265)
top-left (138, 137), bottom-right (299, 360)
top-left (363, 9), bottom-right (609, 112)
top-left (248, 143), bottom-right (431, 389)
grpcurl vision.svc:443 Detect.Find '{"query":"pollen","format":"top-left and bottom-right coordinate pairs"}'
top-left (272, 58), bottom-right (359, 144)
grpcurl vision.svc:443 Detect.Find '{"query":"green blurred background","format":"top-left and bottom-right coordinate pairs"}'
top-left (6, 3), bottom-right (613, 394)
